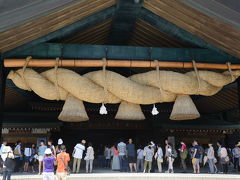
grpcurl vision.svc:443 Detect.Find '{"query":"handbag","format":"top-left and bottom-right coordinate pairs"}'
top-left (224, 156), bottom-right (229, 162)
top-left (192, 158), bottom-right (197, 164)
top-left (59, 155), bottom-right (71, 175)
top-left (158, 158), bottom-right (163, 163)
top-left (13, 147), bottom-right (21, 156)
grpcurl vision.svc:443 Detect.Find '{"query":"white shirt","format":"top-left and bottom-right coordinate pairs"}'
top-left (0, 144), bottom-right (6, 156)
top-left (105, 148), bottom-right (111, 159)
top-left (85, 146), bottom-right (94, 160)
top-left (73, 143), bottom-right (85, 159)
top-left (220, 147), bottom-right (228, 158)
top-left (137, 149), bottom-right (144, 159)
top-left (207, 146), bottom-right (215, 159)
top-left (24, 148), bottom-right (32, 157)
top-left (155, 147), bottom-right (163, 159)
top-left (117, 142), bottom-right (126, 156)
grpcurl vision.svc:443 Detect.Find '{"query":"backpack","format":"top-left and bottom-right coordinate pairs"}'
top-left (180, 149), bottom-right (188, 160)
top-left (4, 153), bottom-right (15, 169)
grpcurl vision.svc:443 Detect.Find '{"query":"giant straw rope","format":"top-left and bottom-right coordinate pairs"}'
top-left (7, 59), bottom-right (240, 121)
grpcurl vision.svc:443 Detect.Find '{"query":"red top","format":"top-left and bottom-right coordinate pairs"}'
top-left (181, 144), bottom-right (187, 151)
top-left (112, 147), bottom-right (119, 156)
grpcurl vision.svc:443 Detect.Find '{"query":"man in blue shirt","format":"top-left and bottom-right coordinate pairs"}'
top-left (192, 140), bottom-right (201, 174)
top-left (126, 139), bottom-right (136, 172)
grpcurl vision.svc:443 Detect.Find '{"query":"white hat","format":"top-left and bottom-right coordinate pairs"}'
top-left (58, 138), bottom-right (63, 145)
top-left (45, 148), bottom-right (52, 155)
top-left (81, 140), bottom-right (86, 144)
top-left (2, 146), bottom-right (11, 153)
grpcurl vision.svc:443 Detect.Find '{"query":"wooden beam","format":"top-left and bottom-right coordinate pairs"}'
top-left (143, 0), bottom-right (240, 59)
top-left (5, 43), bottom-right (238, 64)
top-left (4, 59), bottom-right (240, 70)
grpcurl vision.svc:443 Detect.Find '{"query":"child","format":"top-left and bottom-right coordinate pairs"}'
top-left (43, 148), bottom-right (55, 180)
top-left (38, 140), bottom-right (47, 175)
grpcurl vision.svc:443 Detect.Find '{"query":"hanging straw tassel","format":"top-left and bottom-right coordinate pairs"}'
top-left (58, 95), bottom-right (89, 122)
top-left (152, 60), bottom-right (161, 115)
top-left (115, 101), bottom-right (145, 120)
top-left (151, 104), bottom-right (159, 115)
top-left (100, 58), bottom-right (108, 115)
top-left (170, 60), bottom-right (200, 120)
top-left (170, 95), bottom-right (200, 120)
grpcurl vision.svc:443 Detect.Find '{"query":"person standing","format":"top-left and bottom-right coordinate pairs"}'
top-left (72, 140), bottom-right (86, 173)
top-left (179, 141), bottom-right (188, 173)
top-left (0, 140), bottom-right (7, 173)
top-left (13, 141), bottom-right (22, 172)
top-left (166, 143), bottom-right (175, 173)
top-left (154, 144), bottom-right (163, 173)
top-left (47, 140), bottom-right (56, 157)
top-left (104, 145), bottom-right (111, 168)
top-left (232, 142), bottom-right (240, 172)
top-left (126, 139), bottom-right (137, 172)
top-left (143, 143), bottom-right (154, 173)
top-left (117, 139), bottom-right (126, 172)
top-left (192, 140), bottom-right (201, 174)
top-left (23, 144), bottom-right (32, 172)
top-left (136, 146), bottom-right (144, 172)
top-left (217, 141), bottom-right (223, 173)
top-left (111, 145), bottom-right (120, 171)
top-left (1, 146), bottom-right (15, 180)
top-left (56, 145), bottom-right (70, 180)
top-left (43, 148), bottom-right (55, 180)
top-left (84, 142), bottom-right (94, 173)
top-left (29, 144), bottom-right (36, 173)
top-left (219, 144), bottom-right (229, 174)
top-left (207, 142), bottom-right (215, 174)
top-left (38, 140), bottom-right (47, 175)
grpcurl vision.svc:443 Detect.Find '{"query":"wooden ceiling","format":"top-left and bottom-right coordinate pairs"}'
top-left (60, 18), bottom-right (193, 47)
top-left (143, 0), bottom-right (240, 58)
top-left (0, 0), bottom-right (117, 53)
top-left (195, 86), bottom-right (238, 114)
top-left (128, 19), bottom-right (192, 48)
top-left (4, 86), bottom-right (27, 111)
top-left (61, 19), bottom-right (112, 45)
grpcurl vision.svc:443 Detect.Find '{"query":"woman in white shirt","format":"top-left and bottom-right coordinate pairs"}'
top-left (166, 143), bottom-right (175, 173)
top-left (23, 144), bottom-right (32, 172)
top-left (154, 144), bottom-right (163, 173)
top-left (219, 145), bottom-right (229, 174)
top-left (84, 142), bottom-right (94, 173)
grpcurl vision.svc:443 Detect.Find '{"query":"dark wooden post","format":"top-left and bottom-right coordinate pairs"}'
top-left (238, 79), bottom-right (240, 113)
top-left (0, 53), bottom-right (6, 140)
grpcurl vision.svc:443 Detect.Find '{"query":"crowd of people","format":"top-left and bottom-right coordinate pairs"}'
top-left (0, 138), bottom-right (240, 180)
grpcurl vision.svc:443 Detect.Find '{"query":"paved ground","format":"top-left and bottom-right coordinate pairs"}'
top-left (2, 168), bottom-right (240, 180)
top-left (6, 172), bottom-right (240, 180)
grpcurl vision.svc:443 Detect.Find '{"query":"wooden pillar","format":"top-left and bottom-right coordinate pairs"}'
top-left (0, 53), bottom-right (6, 141)
top-left (238, 79), bottom-right (240, 113)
